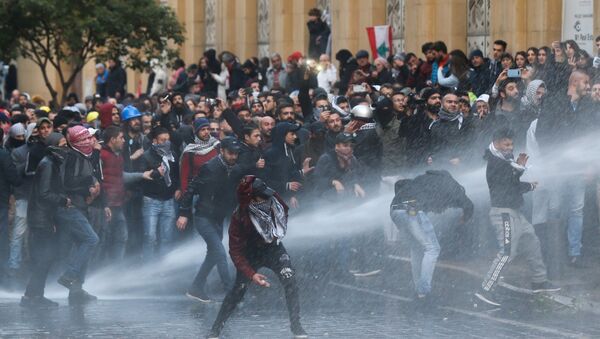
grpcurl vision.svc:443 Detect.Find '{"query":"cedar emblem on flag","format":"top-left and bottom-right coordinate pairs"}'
top-left (366, 25), bottom-right (393, 59)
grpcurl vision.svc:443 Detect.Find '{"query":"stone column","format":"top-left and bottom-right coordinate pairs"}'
top-left (257, 0), bottom-right (271, 58)
top-left (467, 0), bottom-right (490, 55)
top-left (269, 0), bottom-right (316, 60)
top-left (214, 0), bottom-right (258, 61)
top-left (330, 0), bottom-right (387, 56)
top-left (387, 0), bottom-right (406, 54)
top-left (489, 0), bottom-right (561, 53)
top-left (403, 0), bottom-right (467, 54)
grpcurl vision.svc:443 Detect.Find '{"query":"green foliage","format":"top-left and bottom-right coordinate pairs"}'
top-left (0, 0), bottom-right (185, 104)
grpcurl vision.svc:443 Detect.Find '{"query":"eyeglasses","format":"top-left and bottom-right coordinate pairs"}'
top-left (112, 113), bottom-right (120, 116)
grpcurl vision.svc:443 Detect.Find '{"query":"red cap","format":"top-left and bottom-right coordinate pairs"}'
top-left (287, 51), bottom-right (303, 63)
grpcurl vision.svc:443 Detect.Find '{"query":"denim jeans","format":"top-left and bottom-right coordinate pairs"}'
top-left (391, 209), bottom-right (440, 296)
top-left (105, 207), bottom-right (128, 261)
top-left (565, 178), bottom-right (586, 257)
top-left (8, 199), bottom-right (27, 269)
top-left (142, 197), bottom-right (176, 260)
top-left (55, 207), bottom-right (99, 282)
top-left (191, 216), bottom-right (232, 292)
top-left (25, 228), bottom-right (58, 297)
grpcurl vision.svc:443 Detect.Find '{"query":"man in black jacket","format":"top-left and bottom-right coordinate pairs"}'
top-left (475, 128), bottom-right (559, 307)
top-left (176, 137), bottom-right (242, 302)
top-left (20, 134), bottom-right (66, 308)
top-left (0, 128), bottom-right (21, 281)
top-left (390, 170), bottom-right (473, 303)
top-left (468, 49), bottom-right (492, 96)
top-left (307, 8), bottom-right (329, 59)
top-left (429, 92), bottom-right (472, 168)
top-left (55, 126), bottom-right (100, 304)
top-left (141, 127), bottom-right (180, 261)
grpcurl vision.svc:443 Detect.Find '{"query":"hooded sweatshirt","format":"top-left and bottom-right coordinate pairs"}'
top-left (264, 122), bottom-right (303, 196)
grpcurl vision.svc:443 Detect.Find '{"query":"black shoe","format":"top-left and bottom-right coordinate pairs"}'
top-left (58, 275), bottom-right (82, 290)
top-left (531, 281), bottom-right (561, 293)
top-left (205, 329), bottom-right (220, 339)
top-left (186, 288), bottom-right (212, 303)
top-left (474, 288), bottom-right (501, 307)
top-left (20, 295), bottom-right (59, 308)
top-left (568, 256), bottom-right (586, 268)
top-left (68, 289), bottom-right (98, 304)
top-left (291, 324), bottom-right (308, 338)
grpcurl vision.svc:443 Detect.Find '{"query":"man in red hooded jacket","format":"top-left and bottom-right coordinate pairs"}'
top-left (206, 175), bottom-right (307, 339)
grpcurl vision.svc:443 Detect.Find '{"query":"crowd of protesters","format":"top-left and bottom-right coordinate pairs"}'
top-left (0, 8), bottom-right (599, 314)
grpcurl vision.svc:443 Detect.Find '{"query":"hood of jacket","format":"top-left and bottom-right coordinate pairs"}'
top-left (270, 122), bottom-right (300, 156)
top-left (46, 146), bottom-right (69, 164)
top-left (521, 79), bottom-right (545, 109)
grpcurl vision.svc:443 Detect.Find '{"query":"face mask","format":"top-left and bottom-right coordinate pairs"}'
top-left (71, 138), bottom-right (95, 156)
top-left (210, 131), bottom-right (220, 139)
top-left (153, 140), bottom-right (172, 157)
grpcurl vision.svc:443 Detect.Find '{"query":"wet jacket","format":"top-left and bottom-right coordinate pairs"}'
top-left (28, 147), bottom-right (70, 230)
top-left (264, 123), bottom-right (304, 198)
top-left (178, 155), bottom-right (243, 222)
top-left (391, 170), bottom-right (473, 220)
top-left (0, 147), bottom-right (20, 205)
top-left (229, 189), bottom-right (289, 280)
top-left (352, 121), bottom-right (383, 180)
top-left (429, 112), bottom-right (473, 166)
top-left (237, 142), bottom-right (266, 179)
top-left (11, 140), bottom-right (46, 200)
top-left (536, 94), bottom-right (593, 156)
top-left (313, 151), bottom-right (366, 198)
top-left (140, 147), bottom-right (179, 201)
top-left (484, 149), bottom-right (533, 209)
top-left (469, 62), bottom-right (492, 96)
top-left (100, 145), bottom-right (126, 207)
top-left (63, 149), bottom-right (98, 210)
top-left (180, 146), bottom-right (219, 193)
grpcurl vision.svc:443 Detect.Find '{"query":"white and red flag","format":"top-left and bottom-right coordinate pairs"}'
top-left (366, 25), bottom-right (393, 59)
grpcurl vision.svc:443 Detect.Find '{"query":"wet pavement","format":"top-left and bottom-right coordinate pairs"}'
top-left (2, 254), bottom-right (599, 339)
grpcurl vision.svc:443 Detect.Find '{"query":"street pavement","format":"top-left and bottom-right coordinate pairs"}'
top-left (1, 244), bottom-right (599, 339)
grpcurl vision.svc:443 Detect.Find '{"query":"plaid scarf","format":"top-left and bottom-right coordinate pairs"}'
top-left (248, 197), bottom-right (287, 244)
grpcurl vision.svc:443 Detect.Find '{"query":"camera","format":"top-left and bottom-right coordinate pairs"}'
top-left (407, 92), bottom-right (425, 108)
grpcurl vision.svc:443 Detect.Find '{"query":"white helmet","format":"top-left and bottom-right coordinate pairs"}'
top-left (350, 104), bottom-right (373, 120)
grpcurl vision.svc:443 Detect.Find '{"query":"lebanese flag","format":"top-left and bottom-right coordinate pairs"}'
top-left (366, 25), bottom-right (393, 59)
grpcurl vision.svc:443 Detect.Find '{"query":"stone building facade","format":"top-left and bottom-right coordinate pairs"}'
top-left (15, 0), bottom-right (600, 101)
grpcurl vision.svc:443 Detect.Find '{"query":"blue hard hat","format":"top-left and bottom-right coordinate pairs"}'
top-left (121, 105), bottom-right (142, 122)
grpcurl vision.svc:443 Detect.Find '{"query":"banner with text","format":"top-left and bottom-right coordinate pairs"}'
top-left (562, 0), bottom-right (595, 55)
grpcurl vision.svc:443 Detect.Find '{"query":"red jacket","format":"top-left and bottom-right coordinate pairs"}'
top-left (179, 148), bottom-right (218, 193)
top-left (228, 178), bottom-right (289, 279)
top-left (100, 145), bottom-right (125, 207)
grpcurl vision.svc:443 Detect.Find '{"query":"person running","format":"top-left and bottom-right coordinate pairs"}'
top-left (475, 128), bottom-right (560, 307)
top-left (206, 175), bottom-right (307, 339)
